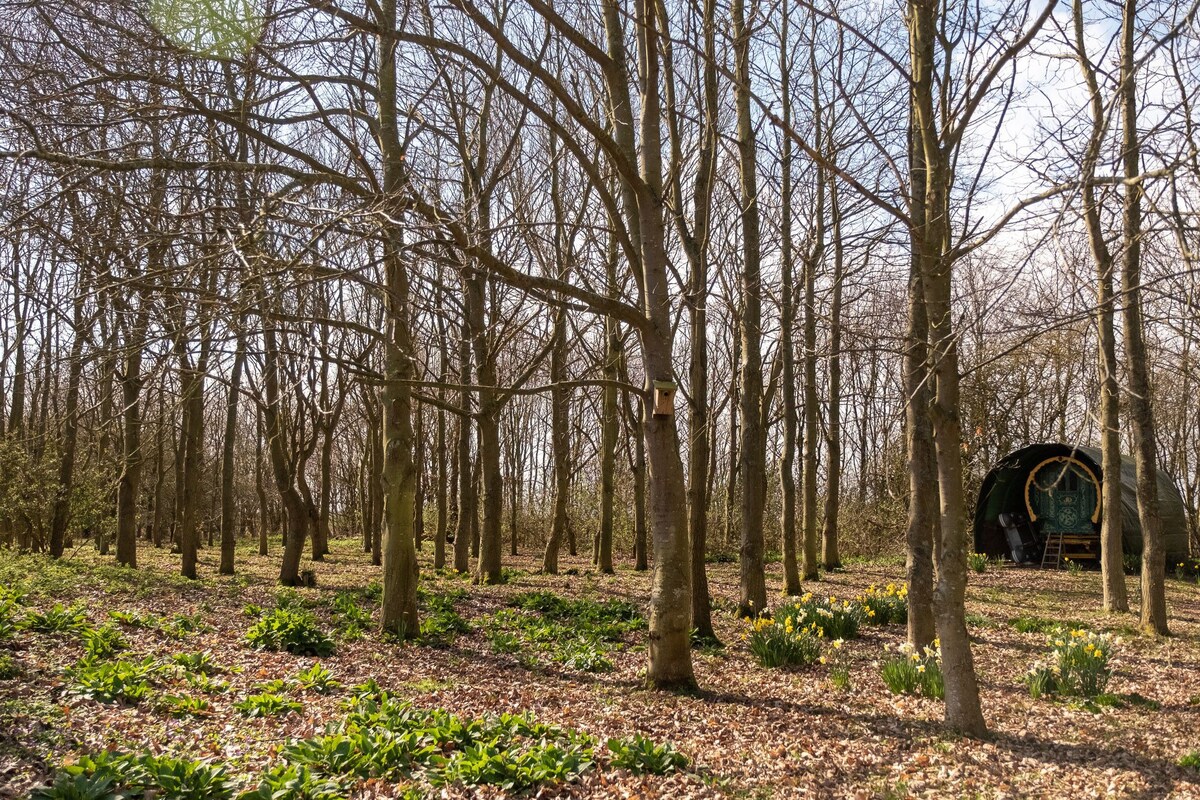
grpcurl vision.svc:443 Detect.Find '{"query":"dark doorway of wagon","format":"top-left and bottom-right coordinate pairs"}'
top-left (973, 442), bottom-right (1190, 567)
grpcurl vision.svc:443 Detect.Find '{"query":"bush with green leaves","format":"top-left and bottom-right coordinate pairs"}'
top-left (880, 641), bottom-right (944, 699)
top-left (235, 692), bottom-right (304, 718)
top-left (745, 614), bottom-right (823, 669)
top-left (65, 656), bottom-right (161, 704)
top-left (32, 751), bottom-right (232, 800)
top-left (293, 662), bottom-right (342, 694)
top-left (0, 584), bottom-right (25, 640)
top-left (775, 592), bottom-right (862, 640)
top-left (509, 591), bottom-right (644, 639)
top-left (1024, 628), bottom-right (1115, 699)
top-left (109, 609), bottom-right (165, 629)
top-left (856, 583), bottom-right (908, 626)
top-left (246, 608), bottom-right (335, 657)
top-left (170, 650), bottom-right (226, 676)
top-left (24, 603), bottom-right (89, 634)
top-left (81, 625), bottom-right (128, 660)
top-left (280, 691), bottom-right (602, 793)
top-left (159, 694), bottom-right (214, 718)
top-left (0, 652), bottom-right (20, 680)
top-left (238, 764), bottom-right (348, 800)
top-left (606, 733), bottom-right (688, 775)
top-left (330, 591), bottom-right (372, 639)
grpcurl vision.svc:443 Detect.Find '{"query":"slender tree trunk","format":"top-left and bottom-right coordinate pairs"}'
top-left (801, 45), bottom-right (825, 581)
top-left (822, 176), bottom-right (844, 570)
top-left (1072, 0), bottom-right (1127, 612)
top-left (49, 278), bottom-right (88, 559)
top-left (1118, 0), bottom-right (1167, 635)
top-left (219, 329), bottom-right (246, 575)
top-left (733, 0), bottom-right (766, 616)
top-left (778, 3), bottom-right (802, 595)
top-left (911, 0), bottom-right (985, 735)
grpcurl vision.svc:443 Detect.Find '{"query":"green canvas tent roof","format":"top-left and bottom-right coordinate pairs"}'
top-left (973, 442), bottom-right (1190, 563)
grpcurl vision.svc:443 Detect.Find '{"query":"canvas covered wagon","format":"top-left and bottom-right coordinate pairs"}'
top-left (973, 442), bottom-right (1190, 568)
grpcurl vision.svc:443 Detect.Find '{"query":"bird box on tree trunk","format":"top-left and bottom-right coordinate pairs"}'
top-left (653, 381), bottom-right (676, 417)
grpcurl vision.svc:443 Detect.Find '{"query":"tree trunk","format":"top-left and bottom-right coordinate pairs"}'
top-left (733, 0), bottom-right (766, 616)
top-left (219, 329), bottom-right (246, 575)
top-left (1072, 0), bottom-right (1127, 612)
top-left (1118, 0), bottom-right (1167, 635)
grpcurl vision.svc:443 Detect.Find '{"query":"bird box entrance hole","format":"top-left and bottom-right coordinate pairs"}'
top-left (653, 380), bottom-right (676, 417)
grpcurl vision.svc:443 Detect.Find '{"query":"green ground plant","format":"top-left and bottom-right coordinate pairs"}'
top-left (1024, 628), bottom-right (1115, 699)
top-left (880, 642), bottom-right (944, 699)
top-left (246, 608), bottom-right (335, 657)
top-left (745, 615), bottom-right (823, 669)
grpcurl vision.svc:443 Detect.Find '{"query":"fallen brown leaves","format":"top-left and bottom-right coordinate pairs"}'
top-left (3, 542), bottom-right (1200, 799)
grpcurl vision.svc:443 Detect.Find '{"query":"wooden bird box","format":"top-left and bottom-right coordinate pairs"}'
top-left (653, 380), bottom-right (676, 417)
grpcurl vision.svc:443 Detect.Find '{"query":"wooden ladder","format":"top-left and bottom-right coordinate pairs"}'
top-left (1041, 532), bottom-right (1064, 570)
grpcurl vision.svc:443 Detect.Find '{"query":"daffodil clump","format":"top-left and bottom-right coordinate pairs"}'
top-left (776, 593), bottom-right (863, 640)
top-left (857, 583), bottom-right (908, 626)
top-left (745, 614), bottom-right (823, 668)
top-left (1025, 628), bottom-right (1116, 699)
top-left (880, 640), bottom-right (944, 699)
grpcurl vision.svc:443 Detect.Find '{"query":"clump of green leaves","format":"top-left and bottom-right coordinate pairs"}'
top-left (606, 733), bottom-right (688, 775)
top-left (238, 764), bottom-right (347, 800)
top-left (246, 608), bottom-right (335, 657)
top-left (1179, 751), bottom-right (1200, 771)
top-left (234, 692), bottom-right (303, 718)
top-left (856, 583), bottom-right (908, 626)
top-left (281, 692), bottom-right (600, 792)
top-left (968, 552), bottom-right (988, 573)
top-left (293, 662), bottom-right (342, 694)
top-left (775, 592), bottom-right (862, 640)
top-left (0, 652), bottom-right (21, 680)
top-left (81, 624), bottom-right (128, 659)
top-left (1025, 628), bottom-right (1115, 699)
top-left (24, 603), bottom-right (89, 634)
top-left (163, 612), bottom-right (209, 638)
top-left (109, 609), bottom-right (165, 629)
top-left (170, 650), bottom-right (226, 676)
top-left (158, 694), bottom-right (214, 718)
top-left (744, 614), bottom-right (823, 669)
top-left (330, 591), bottom-right (372, 640)
top-left (880, 642), bottom-right (944, 699)
top-left (65, 656), bottom-right (161, 704)
top-left (0, 584), bottom-right (26, 640)
top-left (32, 751), bottom-right (232, 800)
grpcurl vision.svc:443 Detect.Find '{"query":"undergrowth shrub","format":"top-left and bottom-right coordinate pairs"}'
top-left (1024, 628), bottom-right (1115, 699)
top-left (159, 694), bottom-right (213, 718)
top-left (81, 624), bottom-right (128, 659)
top-left (880, 641), bottom-right (944, 699)
top-left (31, 751), bottom-right (232, 800)
top-left (24, 603), bottom-right (89, 634)
top-left (246, 608), bottom-right (335, 657)
top-left (606, 733), bottom-right (688, 775)
top-left (294, 662), bottom-right (342, 694)
top-left (0, 585), bottom-right (25, 640)
top-left (968, 552), bottom-right (988, 573)
top-left (235, 692), bottom-right (304, 718)
top-left (65, 656), bottom-right (161, 704)
top-left (857, 583), bottom-right (908, 625)
top-left (170, 650), bottom-right (226, 676)
top-left (775, 593), bottom-right (862, 640)
top-left (745, 615), bottom-right (822, 669)
top-left (239, 764), bottom-right (348, 800)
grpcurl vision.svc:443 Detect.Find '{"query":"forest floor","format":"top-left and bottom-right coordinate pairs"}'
top-left (3, 539), bottom-right (1200, 799)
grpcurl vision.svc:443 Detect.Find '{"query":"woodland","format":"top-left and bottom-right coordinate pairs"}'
top-left (1, 0), bottom-right (1200, 796)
